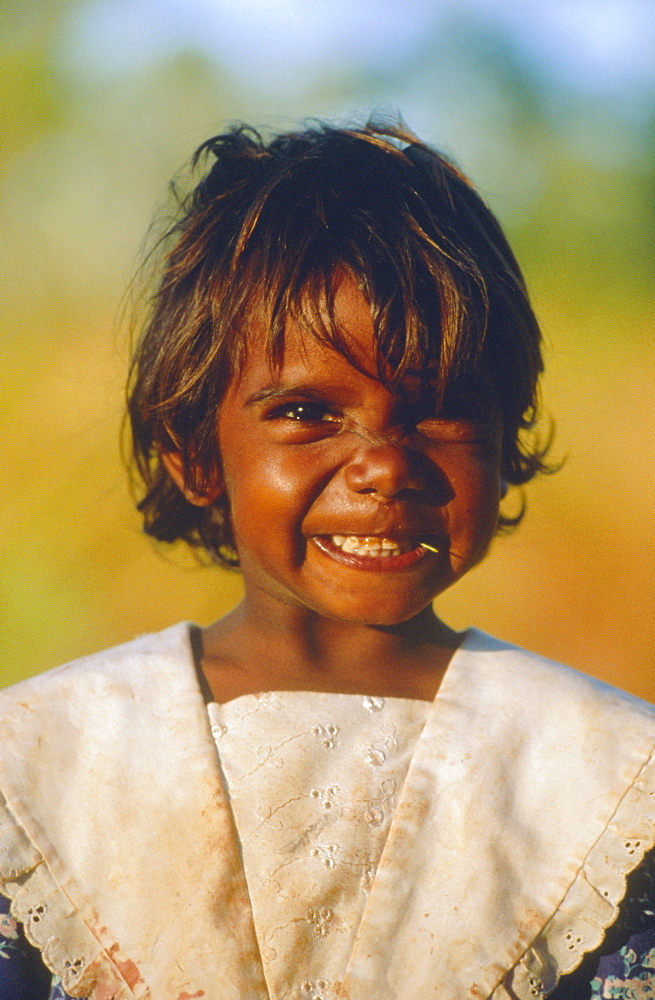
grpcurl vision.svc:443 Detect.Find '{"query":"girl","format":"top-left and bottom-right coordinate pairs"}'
top-left (1, 121), bottom-right (654, 1000)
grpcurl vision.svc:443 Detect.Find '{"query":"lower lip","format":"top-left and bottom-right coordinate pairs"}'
top-left (312, 536), bottom-right (435, 572)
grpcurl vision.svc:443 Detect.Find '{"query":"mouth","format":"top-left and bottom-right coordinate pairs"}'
top-left (312, 534), bottom-right (443, 572)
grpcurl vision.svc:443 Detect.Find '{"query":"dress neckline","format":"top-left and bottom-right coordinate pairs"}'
top-left (198, 625), bottom-right (475, 707)
top-left (207, 688), bottom-right (434, 710)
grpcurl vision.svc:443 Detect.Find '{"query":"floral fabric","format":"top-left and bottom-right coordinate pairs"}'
top-left (593, 931), bottom-right (655, 999)
top-left (0, 893), bottom-right (61, 999)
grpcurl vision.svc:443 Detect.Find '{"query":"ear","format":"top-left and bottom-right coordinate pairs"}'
top-left (161, 451), bottom-right (224, 507)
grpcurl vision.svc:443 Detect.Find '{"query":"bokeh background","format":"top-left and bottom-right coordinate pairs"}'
top-left (1, 0), bottom-right (653, 695)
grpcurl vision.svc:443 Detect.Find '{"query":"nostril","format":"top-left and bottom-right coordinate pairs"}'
top-left (343, 444), bottom-right (454, 506)
top-left (344, 443), bottom-right (429, 499)
top-left (346, 468), bottom-right (418, 498)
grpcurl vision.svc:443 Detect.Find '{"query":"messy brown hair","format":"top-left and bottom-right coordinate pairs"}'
top-left (128, 119), bottom-right (551, 567)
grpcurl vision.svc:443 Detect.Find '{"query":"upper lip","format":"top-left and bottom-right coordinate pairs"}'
top-left (305, 509), bottom-right (448, 546)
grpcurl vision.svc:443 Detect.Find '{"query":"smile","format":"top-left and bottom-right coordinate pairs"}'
top-left (331, 535), bottom-right (411, 557)
top-left (312, 535), bottom-right (440, 572)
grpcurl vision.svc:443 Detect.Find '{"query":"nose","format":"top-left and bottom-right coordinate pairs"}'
top-left (343, 441), bottom-right (429, 499)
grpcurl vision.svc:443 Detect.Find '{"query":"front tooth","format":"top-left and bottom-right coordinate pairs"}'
top-left (340, 536), bottom-right (382, 556)
top-left (332, 535), bottom-right (405, 557)
top-left (341, 536), bottom-right (360, 553)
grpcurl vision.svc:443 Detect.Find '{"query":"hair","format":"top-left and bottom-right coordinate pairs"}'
top-left (127, 118), bottom-right (553, 567)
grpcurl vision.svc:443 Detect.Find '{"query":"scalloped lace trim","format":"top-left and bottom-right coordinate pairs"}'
top-left (3, 745), bottom-right (655, 1000)
top-left (498, 750), bottom-right (655, 1000)
top-left (0, 793), bottom-right (131, 999)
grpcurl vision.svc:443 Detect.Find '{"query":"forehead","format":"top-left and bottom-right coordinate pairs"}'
top-left (239, 276), bottom-right (381, 386)
top-left (229, 273), bottom-right (495, 416)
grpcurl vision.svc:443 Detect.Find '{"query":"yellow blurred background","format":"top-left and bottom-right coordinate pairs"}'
top-left (1, 0), bottom-right (653, 696)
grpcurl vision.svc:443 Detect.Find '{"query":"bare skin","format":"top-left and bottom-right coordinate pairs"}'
top-left (165, 278), bottom-right (502, 704)
top-left (200, 601), bottom-right (461, 703)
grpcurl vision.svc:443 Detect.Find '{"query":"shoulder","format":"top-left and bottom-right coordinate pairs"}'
top-left (460, 627), bottom-right (655, 733)
top-left (0, 621), bottom-right (195, 719)
top-left (0, 622), bottom-right (200, 790)
top-left (457, 634), bottom-right (655, 999)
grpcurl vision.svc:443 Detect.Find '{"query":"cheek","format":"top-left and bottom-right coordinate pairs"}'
top-left (228, 439), bottom-right (340, 507)
top-left (220, 449), bottom-right (320, 549)
top-left (446, 457), bottom-right (502, 537)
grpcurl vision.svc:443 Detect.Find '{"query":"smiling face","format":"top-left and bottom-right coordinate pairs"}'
top-left (199, 277), bottom-right (503, 628)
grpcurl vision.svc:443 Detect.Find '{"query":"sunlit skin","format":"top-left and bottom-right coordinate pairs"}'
top-left (165, 278), bottom-right (504, 703)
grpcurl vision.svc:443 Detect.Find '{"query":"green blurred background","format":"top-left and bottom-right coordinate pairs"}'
top-left (1, 0), bottom-right (653, 695)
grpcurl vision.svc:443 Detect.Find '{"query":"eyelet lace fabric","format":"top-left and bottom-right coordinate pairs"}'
top-left (2, 624), bottom-right (655, 1000)
top-left (501, 752), bottom-right (655, 1000)
top-left (208, 690), bottom-right (429, 1000)
top-left (0, 793), bottom-right (129, 998)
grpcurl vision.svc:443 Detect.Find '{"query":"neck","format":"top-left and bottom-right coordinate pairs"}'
top-left (201, 594), bottom-right (460, 703)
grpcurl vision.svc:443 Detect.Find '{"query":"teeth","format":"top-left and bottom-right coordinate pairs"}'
top-left (330, 535), bottom-right (405, 558)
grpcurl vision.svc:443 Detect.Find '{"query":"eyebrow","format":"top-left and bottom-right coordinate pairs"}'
top-left (245, 384), bottom-right (338, 407)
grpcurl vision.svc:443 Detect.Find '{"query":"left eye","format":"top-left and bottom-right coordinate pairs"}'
top-left (276, 402), bottom-right (339, 423)
top-left (415, 418), bottom-right (497, 446)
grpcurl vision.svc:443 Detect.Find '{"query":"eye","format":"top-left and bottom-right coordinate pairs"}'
top-left (264, 399), bottom-right (343, 442)
top-left (415, 418), bottom-right (499, 446)
top-left (272, 401), bottom-right (340, 424)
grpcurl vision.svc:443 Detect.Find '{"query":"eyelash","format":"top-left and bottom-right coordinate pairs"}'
top-left (265, 402), bottom-right (495, 447)
top-left (270, 402), bottom-right (340, 423)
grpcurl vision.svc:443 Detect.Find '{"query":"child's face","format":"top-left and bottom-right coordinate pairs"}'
top-left (213, 278), bottom-right (503, 626)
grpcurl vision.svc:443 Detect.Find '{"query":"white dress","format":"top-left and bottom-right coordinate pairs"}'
top-left (1, 622), bottom-right (655, 1000)
top-left (208, 692), bottom-right (429, 1000)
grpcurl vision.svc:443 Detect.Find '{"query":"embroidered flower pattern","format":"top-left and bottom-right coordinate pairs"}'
top-left (526, 974), bottom-right (545, 999)
top-left (363, 747), bottom-right (385, 767)
top-left (255, 743), bottom-right (285, 769)
top-left (380, 725), bottom-right (398, 754)
top-left (300, 978), bottom-right (340, 999)
top-left (564, 928), bottom-right (584, 951)
top-left (362, 778), bottom-right (397, 828)
top-left (363, 804), bottom-right (384, 827)
top-left (360, 863), bottom-right (376, 891)
top-left (2, 857), bottom-right (655, 1000)
top-left (255, 692), bottom-right (282, 711)
top-left (309, 785), bottom-right (340, 810)
top-left (311, 724), bottom-right (339, 750)
top-left (27, 903), bottom-right (47, 925)
top-left (306, 906), bottom-right (334, 938)
top-left (311, 843), bottom-right (338, 869)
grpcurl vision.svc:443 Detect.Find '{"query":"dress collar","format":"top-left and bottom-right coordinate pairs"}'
top-left (1, 624), bottom-right (654, 1000)
top-left (342, 629), bottom-right (655, 1000)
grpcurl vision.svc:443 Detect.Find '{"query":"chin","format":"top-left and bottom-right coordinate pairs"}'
top-left (319, 599), bottom-right (435, 628)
